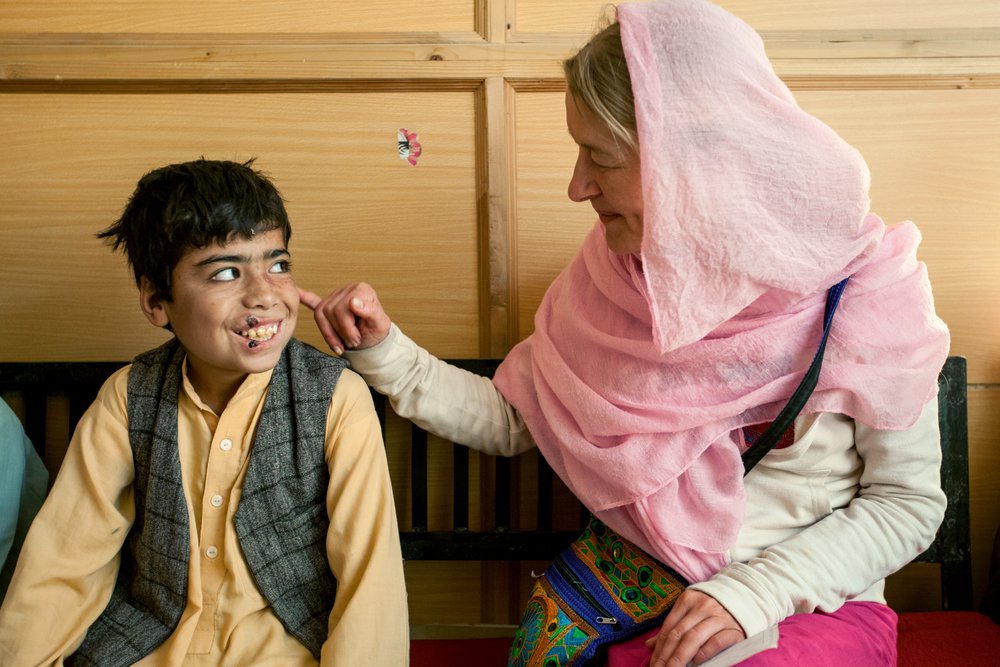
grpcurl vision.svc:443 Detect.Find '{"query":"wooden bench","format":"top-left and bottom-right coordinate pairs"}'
top-left (2, 355), bottom-right (998, 665)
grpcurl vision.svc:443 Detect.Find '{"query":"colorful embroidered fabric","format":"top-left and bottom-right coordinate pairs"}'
top-left (508, 517), bottom-right (687, 666)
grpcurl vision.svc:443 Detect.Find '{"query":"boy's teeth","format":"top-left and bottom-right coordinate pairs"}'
top-left (243, 324), bottom-right (278, 342)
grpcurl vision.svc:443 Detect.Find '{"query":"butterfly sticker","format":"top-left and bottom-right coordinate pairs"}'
top-left (397, 128), bottom-right (422, 166)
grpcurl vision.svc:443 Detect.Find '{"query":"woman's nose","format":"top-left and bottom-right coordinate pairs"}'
top-left (567, 154), bottom-right (600, 202)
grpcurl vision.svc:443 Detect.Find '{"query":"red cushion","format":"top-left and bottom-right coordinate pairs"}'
top-left (897, 611), bottom-right (1000, 666)
top-left (410, 637), bottom-right (511, 667)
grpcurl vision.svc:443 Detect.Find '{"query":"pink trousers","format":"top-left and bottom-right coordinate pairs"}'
top-left (605, 601), bottom-right (897, 666)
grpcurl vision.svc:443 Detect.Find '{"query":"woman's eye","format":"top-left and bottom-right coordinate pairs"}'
top-left (211, 267), bottom-right (239, 282)
top-left (269, 260), bottom-right (292, 274)
top-left (591, 154), bottom-right (619, 170)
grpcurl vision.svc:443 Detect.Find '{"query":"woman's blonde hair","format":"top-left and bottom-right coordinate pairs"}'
top-left (563, 14), bottom-right (638, 153)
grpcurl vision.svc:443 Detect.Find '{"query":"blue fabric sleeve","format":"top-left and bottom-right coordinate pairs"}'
top-left (0, 398), bottom-right (48, 600)
top-left (0, 399), bottom-right (28, 568)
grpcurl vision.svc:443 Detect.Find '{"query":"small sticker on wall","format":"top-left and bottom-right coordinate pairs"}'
top-left (397, 128), bottom-right (422, 166)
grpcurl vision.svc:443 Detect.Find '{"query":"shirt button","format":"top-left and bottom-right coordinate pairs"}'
top-left (210, 495), bottom-right (224, 508)
top-left (206, 546), bottom-right (219, 559)
top-left (219, 438), bottom-right (233, 451)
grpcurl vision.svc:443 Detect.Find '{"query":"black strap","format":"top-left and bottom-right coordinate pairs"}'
top-left (741, 278), bottom-right (849, 475)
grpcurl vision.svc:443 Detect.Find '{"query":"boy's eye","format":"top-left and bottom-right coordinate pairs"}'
top-left (211, 267), bottom-right (239, 282)
top-left (269, 260), bottom-right (291, 274)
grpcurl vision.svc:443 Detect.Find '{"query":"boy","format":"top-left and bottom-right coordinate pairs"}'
top-left (0, 159), bottom-right (408, 665)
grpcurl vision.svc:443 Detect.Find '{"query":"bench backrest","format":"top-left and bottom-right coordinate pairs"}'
top-left (0, 355), bottom-right (971, 609)
top-left (925, 355), bottom-right (972, 610)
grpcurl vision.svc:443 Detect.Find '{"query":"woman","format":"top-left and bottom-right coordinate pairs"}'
top-left (300, 1), bottom-right (950, 664)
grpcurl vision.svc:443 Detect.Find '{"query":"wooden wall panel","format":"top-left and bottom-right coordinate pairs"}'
top-left (514, 0), bottom-right (1000, 35)
top-left (513, 91), bottom-right (591, 341)
top-left (968, 388), bottom-right (1000, 603)
top-left (404, 561), bottom-right (484, 625)
top-left (0, 1), bottom-right (474, 34)
top-left (0, 90), bottom-right (480, 361)
top-left (722, 0), bottom-right (1000, 31)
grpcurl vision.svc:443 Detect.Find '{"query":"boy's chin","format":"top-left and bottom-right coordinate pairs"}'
top-left (245, 358), bottom-right (281, 374)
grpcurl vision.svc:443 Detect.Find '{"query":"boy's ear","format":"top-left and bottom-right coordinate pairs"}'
top-left (139, 278), bottom-right (170, 328)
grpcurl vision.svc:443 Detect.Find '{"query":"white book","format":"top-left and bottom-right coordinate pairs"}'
top-left (696, 625), bottom-right (779, 667)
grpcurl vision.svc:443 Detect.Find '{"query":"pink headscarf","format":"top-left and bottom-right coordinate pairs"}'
top-left (493, 0), bottom-right (949, 582)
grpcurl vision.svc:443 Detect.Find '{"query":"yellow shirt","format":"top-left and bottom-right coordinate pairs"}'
top-left (0, 360), bottom-right (408, 666)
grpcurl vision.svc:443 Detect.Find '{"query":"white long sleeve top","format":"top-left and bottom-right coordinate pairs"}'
top-left (346, 324), bottom-right (946, 637)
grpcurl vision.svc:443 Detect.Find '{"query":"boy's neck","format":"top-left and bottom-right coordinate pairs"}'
top-left (186, 364), bottom-right (249, 415)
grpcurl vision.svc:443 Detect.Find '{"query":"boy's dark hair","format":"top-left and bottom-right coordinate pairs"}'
top-left (98, 158), bottom-right (291, 301)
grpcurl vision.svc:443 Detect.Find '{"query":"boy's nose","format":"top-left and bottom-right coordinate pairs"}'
top-left (243, 273), bottom-right (280, 308)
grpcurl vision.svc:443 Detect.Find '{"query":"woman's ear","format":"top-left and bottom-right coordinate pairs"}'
top-left (139, 278), bottom-right (170, 328)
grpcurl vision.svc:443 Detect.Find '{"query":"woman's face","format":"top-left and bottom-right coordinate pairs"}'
top-left (565, 92), bottom-right (644, 255)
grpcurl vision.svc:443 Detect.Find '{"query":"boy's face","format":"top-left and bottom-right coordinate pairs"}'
top-left (140, 228), bottom-right (297, 403)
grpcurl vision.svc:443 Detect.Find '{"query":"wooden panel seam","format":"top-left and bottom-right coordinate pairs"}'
top-left (476, 77), bottom-right (518, 357)
top-left (474, 0), bottom-right (509, 43)
top-left (5, 33), bottom-right (1000, 83)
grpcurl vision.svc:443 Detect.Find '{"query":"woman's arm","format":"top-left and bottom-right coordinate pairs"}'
top-left (346, 324), bottom-right (534, 457)
top-left (690, 399), bottom-right (946, 637)
top-left (300, 283), bottom-right (535, 457)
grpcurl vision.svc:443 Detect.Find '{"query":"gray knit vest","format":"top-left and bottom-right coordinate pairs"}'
top-left (74, 337), bottom-right (346, 666)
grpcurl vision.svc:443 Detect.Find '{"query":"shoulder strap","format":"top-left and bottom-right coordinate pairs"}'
top-left (741, 278), bottom-right (849, 474)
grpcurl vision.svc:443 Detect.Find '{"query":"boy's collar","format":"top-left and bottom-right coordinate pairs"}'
top-left (179, 356), bottom-right (275, 416)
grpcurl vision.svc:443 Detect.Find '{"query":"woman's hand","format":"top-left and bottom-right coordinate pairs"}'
top-left (298, 282), bottom-right (391, 355)
top-left (646, 590), bottom-right (745, 666)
